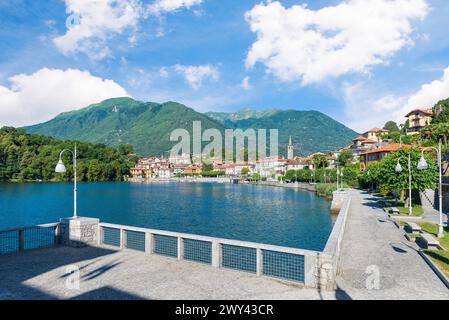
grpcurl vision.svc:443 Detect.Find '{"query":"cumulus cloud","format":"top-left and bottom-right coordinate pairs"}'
top-left (174, 64), bottom-right (219, 89)
top-left (53, 0), bottom-right (145, 59)
top-left (0, 68), bottom-right (129, 127)
top-left (242, 77), bottom-right (251, 90)
top-left (245, 0), bottom-right (429, 85)
top-left (343, 66), bottom-right (449, 132)
top-left (148, 0), bottom-right (202, 15)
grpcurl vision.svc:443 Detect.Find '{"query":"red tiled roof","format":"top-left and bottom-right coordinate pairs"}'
top-left (405, 109), bottom-right (433, 117)
top-left (367, 128), bottom-right (389, 133)
top-left (353, 136), bottom-right (368, 142)
top-left (361, 144), bottom-right (411, 156)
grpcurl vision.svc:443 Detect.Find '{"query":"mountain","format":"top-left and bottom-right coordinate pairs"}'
top-left (206, 109), bottom-right (280, 125)
top-left (24, 97), bottom-right (226, 156)
top-left (24, 98), bottom-right (358, 157)
top-left (208, 109), bottom-right (359, 156)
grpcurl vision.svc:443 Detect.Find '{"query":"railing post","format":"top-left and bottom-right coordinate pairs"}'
top-left (256, 248), bottom-right (263, 276)
top-left (54, 224), bottom-right (60, 245)
top-left (97, 225), bottom-right (102, 246)
top-left (177, 237), bottom-right (183, 261)
top-left (18, 229), bottom-right (24, 252)
top-left (120, 229), bottom-right (125, 249)
top-left (212, 241), bottom-right (221, 268)
top-left (145, 233), bottom-right (153, 255)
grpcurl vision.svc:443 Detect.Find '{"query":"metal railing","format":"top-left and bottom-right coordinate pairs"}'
top-left (0, 223), bottom-right (59, 254)
top-left (98, 222), bottom-right (316, 284)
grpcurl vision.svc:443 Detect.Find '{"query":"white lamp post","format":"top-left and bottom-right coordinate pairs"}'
top-left (55, 144), bottom-right (78, 219)
top-left (395, 153), bottom-right (412, 216)
top-left (417, 140), bottom-right (444, 238)
top-left (337, 168), bottom-right (340, 190)
top-left (340, 171), bottom-right (344, 189)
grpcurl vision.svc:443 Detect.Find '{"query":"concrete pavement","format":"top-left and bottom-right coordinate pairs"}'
top-left (336, 190), bottom-right (449, 300)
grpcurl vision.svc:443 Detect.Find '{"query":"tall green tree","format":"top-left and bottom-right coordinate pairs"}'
top-left (384, 121), bottom-right (400, 132)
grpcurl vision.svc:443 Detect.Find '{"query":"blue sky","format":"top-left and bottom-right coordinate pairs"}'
top-left (1, 0), bottom-right (449, 132)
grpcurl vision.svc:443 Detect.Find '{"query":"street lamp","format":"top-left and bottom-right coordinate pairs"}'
top-left (395, 153), bottom-right (412, 216)
top-left (55, 144), bottom-right (78, 219)
top-left (337, 168), bottom-right (340, 190)
top-left (340, 171), bottom-right (344, 189)
top-left (417, 140), bottom-right (444, 238)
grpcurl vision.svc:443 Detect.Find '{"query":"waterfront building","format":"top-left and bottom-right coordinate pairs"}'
top-left (359, 144), bottom-right (411, 169)
top-left (364, 128), bottom-right (389, 143)
top-left (169, 153), bottom-right (192, 165)
top-left (405, 109), bottom-right (433, 135)
top-left (351, 136), bottom-right (377, 156)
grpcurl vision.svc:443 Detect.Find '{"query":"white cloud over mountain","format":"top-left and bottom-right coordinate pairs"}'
top-left (174, 64), bottom-right (219, 90)
top-left (0, 68), bottom-right (129, 127)
top-left (343, 66), bottom-right (449, 132)
top-left (245, 0), bottom-right (429, 85)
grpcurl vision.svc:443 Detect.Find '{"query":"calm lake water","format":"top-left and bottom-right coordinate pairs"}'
top-left (0, 182), bottom-right (333, 251)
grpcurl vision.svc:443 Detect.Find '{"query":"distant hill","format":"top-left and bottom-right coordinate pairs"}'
top-left (206, 109), bottom-right (280, 126)
top-left (208, 109), bottom-right (359, 156)
top-left (24, 98), bottom-right (358, 157)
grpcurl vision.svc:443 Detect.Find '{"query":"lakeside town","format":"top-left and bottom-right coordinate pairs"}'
top-left (129, 108), bottom-right (435, 182)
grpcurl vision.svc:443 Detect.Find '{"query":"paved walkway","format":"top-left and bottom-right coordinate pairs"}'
top-left (0, 246), bottom-right (340, 300)
top-left (336, 190), bottom-right (449, 300)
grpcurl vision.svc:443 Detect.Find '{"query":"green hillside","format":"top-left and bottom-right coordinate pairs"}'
top-left (24, 98), bottom-right (358, 157)
top-left (25, 98), bottom-right (226, 156)
top-left (211, 110), bottom-right (359, 156)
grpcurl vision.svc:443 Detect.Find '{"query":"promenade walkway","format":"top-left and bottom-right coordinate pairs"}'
top-left (336, 190), bottom-right (449, 300)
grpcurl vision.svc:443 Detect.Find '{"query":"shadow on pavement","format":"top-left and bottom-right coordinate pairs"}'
top-left (0, 245), bottom-right (120, 299)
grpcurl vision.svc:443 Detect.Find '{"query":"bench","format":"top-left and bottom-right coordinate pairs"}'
top-left (406, 222), bottom-right (422, 234)
top-left (419, 233), bottom-right (440, 249)
top-left (389, 207), bottom-right (400, 214)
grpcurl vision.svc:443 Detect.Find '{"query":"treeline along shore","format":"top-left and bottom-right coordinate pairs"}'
top-left (0, 127), bottom-right (138, 182)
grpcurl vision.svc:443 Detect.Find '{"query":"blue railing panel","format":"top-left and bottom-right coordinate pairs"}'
top-left (183, 239), bottom-right (212, 264)
top-left (0, 231), bottom-right (19, 254)
top-left (102, 227), bottom-right (121, 247)
top-left (262, 250), bottom-right (305, 283)
top-left (153, 234), bottom-right (178, 257)
top-left (221, 244), bottom-right (257, 273)
top-left (24, 227), bottom-right (56, 250)
top-left (125, 230), bottom-right (145, 252)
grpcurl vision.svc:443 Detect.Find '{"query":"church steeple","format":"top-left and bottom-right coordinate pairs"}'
top-left (288, 136), bottom-right (294, 160)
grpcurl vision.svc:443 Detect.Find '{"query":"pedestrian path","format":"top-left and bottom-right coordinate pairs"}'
top-left (336, 190), bottom-right (448, 300)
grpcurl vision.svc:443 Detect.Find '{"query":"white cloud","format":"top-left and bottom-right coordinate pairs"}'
top-left (148, 0), bottom-right (202, 15)
top-left (174, 64), bottom-right (219, 89)
top-left (343, 66), bottom-right (449, 132)
top-left (0, 68), bottom-right (129, 127)
top-left (245, 0), bottom-right (429, 85)
top-left (53, 0), bottom-right (145, 60)
top-left (242, 76), bottom-right (251, 90)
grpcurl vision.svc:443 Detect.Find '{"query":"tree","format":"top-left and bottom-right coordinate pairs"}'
top-left (201, 163), bottom-right (214, 172)
top-left (241, 167), bottom-right (250, 176)
top-left (312, 154), bottom-right (328, 169)
top-left (378, 149), bottom-right (437, 203)
top-left (337, 150), bottom-right (354, 167)
top-left (384, 121), bottom-right (400, 132)
top-left (432, 97), bottom-right (449, 124)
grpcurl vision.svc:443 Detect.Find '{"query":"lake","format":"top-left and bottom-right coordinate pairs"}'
top-left (0, 182), bottom-right (333, 251)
